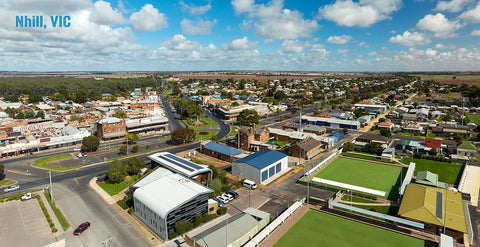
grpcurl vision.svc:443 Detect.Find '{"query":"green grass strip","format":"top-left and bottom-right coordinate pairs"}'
top-left (36, 196), bottom-right (57, 233)
top-left (341, 195), bottom-right (381, 204)
top-left (44, 193), bottom-right (69, 231)
top-left (0, 179), bottom-right (16, 187)
top-left (0, 189), bottom-right (42, 203)
top-left (32, 154), bottom-right (81, 171)
top-left (97, 174), bottom-right (140, 196)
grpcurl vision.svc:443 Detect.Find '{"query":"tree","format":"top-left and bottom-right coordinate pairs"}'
top-left (171, 127), bottom-right (196, 144)
top-left (108, 160), bottom-right (127, 184)
top-left (112, 111), bottom-right (128, 119)
top-left (28, 93), bottom-right (40, 104)
top-left (211, 135), bottom-right (218, 142)
top-left (25, 111), bottom-right (35, 119)
top-left (125, 133), bottom-right (139, 144)
top-left (14, 112), bottom-right (24, 119)
top-left (132, 145), bottom-right (139, 152)
top-left (343, 142), bottom-right (355, 152)
top-left (125, 157), bottom-right (145, 175)
top-left (380, 129), bottom-right (392, 137)
top-left (36, 110), bottom-right (45, 119)
top-left (81, 135), bottom-right (100, 152)
top-left (119, 145), bottom-right (127, 154)
top-left (75, 89), bottom-right (89, 103)
top-left (342, 128), bottom-right (348, 135)
top-left (378, 118), bottom-right (386, 123)
top-left (237, 109), bottom-right (259, 126)
top-left (363, 142), bottom-right (383, 155)
top-left (428, 148), bottom-right (437, 156)
top-left (0, 163), bottom-right (4, 178)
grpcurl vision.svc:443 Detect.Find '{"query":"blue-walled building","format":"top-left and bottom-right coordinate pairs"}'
top-left (301, 116), bottom-right (360, 130)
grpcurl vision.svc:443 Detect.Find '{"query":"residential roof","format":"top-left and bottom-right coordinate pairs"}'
top-left (303, 125), bottom-right (326, 132)
top-left (398, 183), bottom-right (467, 233)
top-left (378, 120), bottom-right (394, 126)
top-left (292, 137), bottom-right (322, 152)
top-left (192, 213), bottom-right (259, 247)
top-left (424, 138), bottom-right (442, 149)
top-left (203, 141), bottom-right (242, 156)
top-left (457, 141), bottom-right (476, 151)
top-left (133, 173), bottom-right (213, 219)
top-left (233, 150), bottom-right (287, 170)
top-left (415, 171), bottom-right (446, 188)
top-left (147, 152), bottom-right (212, 179)
top-left (357, 133), bottom-right (388, 143)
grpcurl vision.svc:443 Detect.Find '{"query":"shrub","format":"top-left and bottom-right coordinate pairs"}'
top-left (128, 207), bottom-right (134, 214)
top-left (175, 221), bottom-right (194, 235)
top-left (194, 215), bottom-right (202, 227)
top-left (217, 207), bottom-right (227, 215)
top-left (52, 228), bottom-right (58, 233)
top-left (132, 146), bottom-right (139, 153)
top-left (202, 214), bottom-right (217, 223)
top-left (168, 232), bottom-right (179, 239)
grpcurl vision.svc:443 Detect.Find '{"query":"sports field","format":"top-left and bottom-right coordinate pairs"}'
top-left (273, 210), bottom-right (430, 247)
top-left (313, 157), bottom-right (402, 199)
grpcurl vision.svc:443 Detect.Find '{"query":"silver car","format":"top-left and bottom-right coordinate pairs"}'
top-left (4, 184), bottom-right (20, 193)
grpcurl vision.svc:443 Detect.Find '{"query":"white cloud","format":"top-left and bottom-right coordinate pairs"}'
top-left (434, 0), bottom-right (471, 12)
top-left (179, 1), bottom-right (212, 15)
top-left (181, 18), bottom-right (217, 35)
top-left (327, 35), bottom-right (353, 44)
top-left (231, 0), bottom-right (255, 15)
top-left (435, 43), bottom-right (456, 49)
top-left (220, 37), bottom-right (258, 50)
top-left (231, 0), bottom-right (318, 40)
top-left (472, 29), bottom-right (480, 35)
top-left (130, 4), bottom-right (167, 33)
top-left (264, 39), bottom-right (274, 44)
top-left (89, 0), bottom-right (125, 25)
top-left (416, 13), bottom-right (462, 38)
top-left (337, 49), bottom-right (349, 56)
top-left (389, 31), bottom-right (431, 46)
top-left (318, 0), bottom-right (402, 27)
top-left (281, 40), bottom-right (305, 53)
top-left (160, 34), bottom-right (202, 51)
top-left (459, 2), bottom-right (480, 23)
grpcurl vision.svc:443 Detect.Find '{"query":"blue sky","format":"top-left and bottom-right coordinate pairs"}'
top-left (1, 0), bottom-right (479, 71)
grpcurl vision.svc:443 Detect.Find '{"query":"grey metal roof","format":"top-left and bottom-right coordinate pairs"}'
top-left (148, 152), bottom-right (211, 179)
top-left (233, 150), bottom-right (286, 170)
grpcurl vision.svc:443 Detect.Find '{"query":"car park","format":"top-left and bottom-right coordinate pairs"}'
top-left (4, 185), bottom-right (20, 193)
top-left (226, 191), bottom-right (239, 199)
top-left (73, 222), bottom-right (91, 235)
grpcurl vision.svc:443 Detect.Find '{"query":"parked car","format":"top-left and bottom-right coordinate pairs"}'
top-left (216, 196), bottom-right (229, 204)
top-left (212, 197), bottom-right (224, 207)
top-left (73, 148), bottom-right (81, 152)
top-left (226, 191), bottom-right (239, 199)
top-left (73, 222), bottom-right (91, 235)
top-left (77, 153), bottom-right (83, 158)
top-left (222, 193), bottom-right (234, 201)
top-left (4, 184), bottom-right (20, 193)
top-left (21, 193), bottom-right (32, 201)
top-left (82, 153), bottom-right (87, 157)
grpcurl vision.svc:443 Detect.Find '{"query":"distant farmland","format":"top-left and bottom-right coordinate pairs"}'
top-left (412, 74), bottom-right (480, 85)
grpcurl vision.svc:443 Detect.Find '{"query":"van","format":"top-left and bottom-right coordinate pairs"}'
top-left (243, 179), bottom-right (257, 190)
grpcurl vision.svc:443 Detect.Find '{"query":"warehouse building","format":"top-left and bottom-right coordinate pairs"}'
top-left (148, 152), bottom-right (212, 184)
top-left (232, 150), bottom-right (288, 185)
top-left (133, 168), bottom-right (213, 239)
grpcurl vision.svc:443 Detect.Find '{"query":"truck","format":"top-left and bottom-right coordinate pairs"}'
top-left (21, 193), bottom-right (32, 201)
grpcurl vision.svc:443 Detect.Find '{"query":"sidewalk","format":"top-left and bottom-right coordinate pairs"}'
top-left (38, 192), bottom-right (65, 236)
top-left (89, 178), bottom-right (162, 246)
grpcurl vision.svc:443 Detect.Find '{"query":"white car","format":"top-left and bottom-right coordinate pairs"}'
top-left (73, 148), bottom-right (81, 152)
top-left (222, 193), bottom-right (234, 201)
top-left (4, 184), bottom-right (20, 193)
top-left (216, 196), bottom-right (229, 204)
top-left (21, 193), bottom-right (32, 201)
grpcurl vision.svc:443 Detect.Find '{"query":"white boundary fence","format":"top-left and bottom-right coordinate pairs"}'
top-left (244, 201), bottom-right (304, 247)
top-left (305, 150), bottom-right (342, 177)
top-left (399, 162), bottom-right (415, 195)
top-left (312, 177), bottom-right (386, 197)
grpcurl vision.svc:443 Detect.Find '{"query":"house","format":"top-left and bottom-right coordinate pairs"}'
top-left (410, 108), bottom-right (429, 120)
top-left (403, 122), bottom-right (422, 133)
top-left (303, 125), bottom-right (326, 135)
top-left (238, 126), bottom-right (269, 151)
top-left (200, 141), bottom-right (243, 162)
top-left (415, 171), bottom-right (446, 188)
top-left (424, 138), bottom-right (443, 154)
top-left (356, 133), bottom-right (388, 145)
top-left (354, 103), bottom-right (387, 114)
top-left (377, 120), bottom-right (394, 130)
top-left (282, 122), bottom-right (306, 132)
top-left (457, 141), bottom-right (477, 160)
top-left (232, 150), bottom-right (288, 185)
top-left (133, 168), bottom-right (212, 239)
top-left (288, 137), bottom-right (322, 160)
top-left (398, 183), bottom-right (466, 240)
top-left (442, 123), bottom-right (472, 138)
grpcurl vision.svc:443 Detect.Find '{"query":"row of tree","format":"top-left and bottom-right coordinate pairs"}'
top-left (108, 157), bottom-right (145, 183)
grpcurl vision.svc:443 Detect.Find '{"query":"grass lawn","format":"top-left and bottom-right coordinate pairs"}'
top-left (341, 152), bottom-right (396, 164)
top-left (228, 125), bottom-right (238, 137)
top-left (467, 115), bottom-right (480, 125)
top-left (159, 135), bottom-right (171, 141)
top-left (273, 210), bottom-right (429, 247)
top-left (313, 157), bottom-right (402, 200)
top-left (0, 179), bottom-right (16, 188)
top-left (427, 133), bottom-right (437, 138)
top-left (32, 154), bottom-right (81, 171)
top-left (196, 130), bottom-right (218, 140)
top-left (182, 114), bottom-right (218, 130)
top-left (97, 174), bottom-right (140, 196)
top-left (401, 158), bottom-right (464, 185)
top-left (44, 192), bottom-right (70, 231)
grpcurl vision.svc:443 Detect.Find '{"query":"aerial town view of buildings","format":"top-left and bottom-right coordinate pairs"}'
top-left (1, 0), bottom-right (480, 247)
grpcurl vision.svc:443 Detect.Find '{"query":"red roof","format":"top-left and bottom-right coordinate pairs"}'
top-left (424, 138), bottom-right (441, 148)
top-left (378, 120), bottom-right (394, 126)
top-left (318, 113), bottom-right (332, 118)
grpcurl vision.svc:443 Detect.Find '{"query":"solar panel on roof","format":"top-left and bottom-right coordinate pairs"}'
top-left (159, 155), bottom-right (194, 172)
top-left (164, 153), bottom-right (203, 170)
top-left (436, 191), bottom-right (443, 219)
